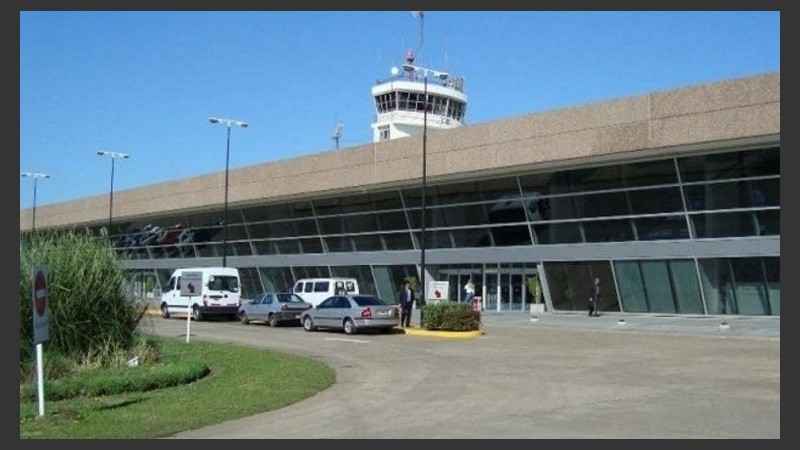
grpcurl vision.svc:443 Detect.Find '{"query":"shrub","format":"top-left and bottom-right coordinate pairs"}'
top-left (421, 302), bottom-right (481, 331)
top-left (19, 230), bottom-right (148, 371)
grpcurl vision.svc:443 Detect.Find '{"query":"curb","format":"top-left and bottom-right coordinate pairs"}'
top-left (401, 327), bottom-right (484, 339)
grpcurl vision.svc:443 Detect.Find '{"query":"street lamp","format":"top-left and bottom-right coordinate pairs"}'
top-left (21, 172), bottom-right (50, 233)
top-left (96, 151), bottom-right (130, 238)
top-left (401, 63), bottom-right (449, 325)
top-left (209, 116), bottom-right (249, 267)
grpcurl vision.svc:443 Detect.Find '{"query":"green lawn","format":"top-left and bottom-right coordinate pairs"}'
top-left (20, 336), bottom-right (336, 439)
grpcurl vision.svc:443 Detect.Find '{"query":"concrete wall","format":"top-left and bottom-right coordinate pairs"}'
top-left (21, 72), bottom-right (780, 231)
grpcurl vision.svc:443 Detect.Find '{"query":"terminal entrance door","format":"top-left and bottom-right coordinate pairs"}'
top-left (482, 269), bottom-right (539, 312)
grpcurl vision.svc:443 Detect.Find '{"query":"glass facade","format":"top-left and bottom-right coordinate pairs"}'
top-left (103, 145), bottom-right (779, 317)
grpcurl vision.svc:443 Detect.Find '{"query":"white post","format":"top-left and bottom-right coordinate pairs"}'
top-left (186, 295), bottom-right (192, 343)
top-left (36, 343), bottom-right (45, 417)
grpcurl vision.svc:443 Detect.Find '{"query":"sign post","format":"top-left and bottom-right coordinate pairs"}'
top-left (180, 271), bottom-right (203, 343)
top-left (32, 265), bottom-right (50, 417)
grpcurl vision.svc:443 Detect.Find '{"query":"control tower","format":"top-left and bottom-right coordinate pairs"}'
top-left (371, 49), bottom-right (468, 143)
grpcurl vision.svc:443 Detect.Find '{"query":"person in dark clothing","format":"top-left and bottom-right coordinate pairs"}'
top-left (398, 281), bottom-right (415, 328)
top-left (588, 277), bottom-right (601, 317)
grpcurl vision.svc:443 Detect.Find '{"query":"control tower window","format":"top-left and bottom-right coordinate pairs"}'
top-left (378, 126), bottom-right (390, 141)
top-left (374, 93), bottom-right (396, 114)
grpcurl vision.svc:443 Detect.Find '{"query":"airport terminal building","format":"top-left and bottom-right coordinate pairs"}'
top-left (20, 71), bottom-right (780, 317)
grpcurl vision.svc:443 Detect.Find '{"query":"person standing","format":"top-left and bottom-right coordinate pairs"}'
top-left (398, 280), bottom-right (415, 328)
top-left (588, 277), bottom-right (601, 317)
top-left (464, 277), bottom-right (476, 306)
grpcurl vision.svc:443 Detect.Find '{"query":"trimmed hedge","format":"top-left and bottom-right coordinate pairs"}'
top-left (421, 302), bottom-right (481, 331)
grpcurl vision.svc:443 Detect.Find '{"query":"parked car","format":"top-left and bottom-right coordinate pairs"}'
top-left (300, 294), bottom-right (399, 334)
top-left (239, 292), bottom-right (313, 327)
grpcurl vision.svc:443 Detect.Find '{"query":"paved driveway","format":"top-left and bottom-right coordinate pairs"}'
top-left (140, 313), bottom-right (780, 439)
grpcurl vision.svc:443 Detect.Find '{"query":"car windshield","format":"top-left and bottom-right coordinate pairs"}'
top-left (276, 293), bottom-right (304, 303)
top-left (352, 296), bottom-right (386, 306)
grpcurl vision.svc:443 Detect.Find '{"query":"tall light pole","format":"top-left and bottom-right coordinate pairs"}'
top-left (97, 151), bottom-right (130, 239)
top-left (21, 172), bottom-right (50, 233)
top-left (209, 117), bottom-right (249, 267)
top-left (401, 63), bottom-right (449, 325)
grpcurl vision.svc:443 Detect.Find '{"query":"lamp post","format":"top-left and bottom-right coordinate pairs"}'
top-left (96, 151), bottom-right (130, 238)
top-left (401, 63), bottom-right (449, 325)
top-left (21, 172), bottom-right (50, 233)
top-left (209, 117), bottom-right (249, 267)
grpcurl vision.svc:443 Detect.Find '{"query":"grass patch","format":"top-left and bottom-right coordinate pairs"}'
top-left (20, 336), bottom-right (336, 439)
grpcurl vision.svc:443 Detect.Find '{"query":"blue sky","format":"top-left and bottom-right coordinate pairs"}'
top-left (19, 11), bottom-right (780, 209)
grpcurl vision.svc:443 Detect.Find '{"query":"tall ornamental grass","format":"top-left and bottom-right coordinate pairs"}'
top-left (20, 231), bottom-right (146, 369)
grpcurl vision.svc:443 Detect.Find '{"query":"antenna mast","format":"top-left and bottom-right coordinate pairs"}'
top-left (412, 11), bottom-right (425, 59)
top-left (331, 122), bottom-right (343, 150)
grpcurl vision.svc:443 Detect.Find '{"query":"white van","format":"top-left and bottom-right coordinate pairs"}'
top-left (293, 278), bottom-right (359, 306)
top-left (159, 267), bottom-right (241, 321)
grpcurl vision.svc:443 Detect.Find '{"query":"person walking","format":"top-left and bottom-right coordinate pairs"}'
top-left (588, 277), bottom-right (601, 317)
top-left (464, 277), bottom-right (476, 306)
top-left (398, 280), bottom-right (415, 328)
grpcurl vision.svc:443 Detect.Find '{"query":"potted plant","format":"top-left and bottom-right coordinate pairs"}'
top-left (527, 276), bottom-right (545, 315)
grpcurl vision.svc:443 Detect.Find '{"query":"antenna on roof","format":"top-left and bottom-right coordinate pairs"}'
top-left (331, 121), bottom-right (343, 150)
top-left (411, 11), bottom-right (424, 59)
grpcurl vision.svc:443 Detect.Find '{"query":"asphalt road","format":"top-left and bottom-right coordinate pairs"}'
top-left (139, 312), bottom-right (780, 439)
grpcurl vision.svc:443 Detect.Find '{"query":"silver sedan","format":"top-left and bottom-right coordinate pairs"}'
top-left (300, 294), bottom-right (399, 334)
top-left (239, 292), bottom-right (312, 327)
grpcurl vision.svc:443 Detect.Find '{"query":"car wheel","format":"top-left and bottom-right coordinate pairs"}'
top-left (343, 318), bottom-right (356, 335)
top-left (160, 303), bottom-right (170, 319)
top-left (239, 311), bottom-right (250, 324)
top-left (303, 316), bottom-right (316, 332)
top-left (268, 313), bottom-right (279, 327)
top-left (191, 306), bottom-right (204, 322)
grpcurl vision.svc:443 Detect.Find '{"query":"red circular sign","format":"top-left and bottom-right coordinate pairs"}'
top-left (34, 270), bottom-right (47, 316)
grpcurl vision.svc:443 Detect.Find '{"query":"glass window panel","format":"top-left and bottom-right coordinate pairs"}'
top-left (678, 147), bottom-right (780, 182)
top-left (620, 159), bottom-right (678, 187)
top-left (230, 241), bottom-right (252, 256)
top-left (627, 187), bottom-right (684, 214)
top-left (698, 259), bottom-right (737, 315)
top-left (691, 212), bottom-right (757, 238)
top-left (426, 230), bottom-right (456, 249)
top-left (225, 224), bottom-right (248, 241)
top-left (376, 211), bottom-right (409, 231)
top-left (614, 261), bottom-right (648, 313)
top-left (533, 222), bottom-right (582, 244)
top-left (343, 214), bottom-right (378, 233)
top-left (635, 216), bottom-right (690, 241)
top-left (755, 210), bottom-right (780, 236)
top-left (382, 232), bottom-right (414, 250)
top-left (318, 217), bottom-right (345, 235)
top-left (543, 262), bottom-right (589, 311)
top-left (323, 236), bottom-right (355, 253)
top-left (563, 165), bottom-right (624, 193)
top-left (669, 260), bottom-right (704, 314)
top-left (749, 178), bottom-right (779, 207)
top-left (529, 195), bottom-right (578, 220)
top-left (573, 191), bottom-right (631, 218)
top-left (241, 201), bottom-right (314, 222)
top-left (351, 234), bottom-right (386, 252)
top-left (238, 267), bottom-right (261, 300)
top-left (487, 200), bottom-right (527, 224)
top-left (490, 225), bottom-right (532, 246)
top-left (259, 267), bottom-right (295, 293)
top-left (446, 228), bottom-right (491, 248)
top-left (730, 258), bottom-right (770, 315)
top-left (253, 240), bottom-right (277, 255)
top-left (299, 238), bottom-right (323, 254)
top-left (583, 219), bottom-right (635, 242)
top-left (519, 171), bottom-right (561, 196)
top-left (275, 239), bottom-right (302, 254)
top-left (764, 257), bottom-right (780, 315)
top-left (684, 180), bottom-right (777, 211)
top-left (639, 260), bottom-right (676, 313)
top-left (198, 242), bottom-right (223, 258)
